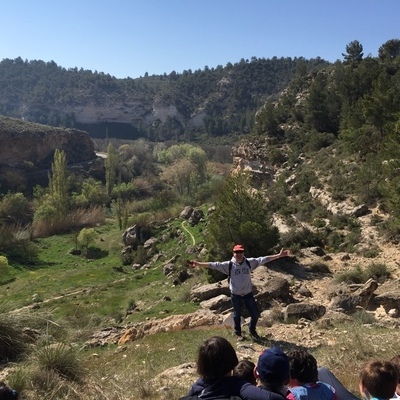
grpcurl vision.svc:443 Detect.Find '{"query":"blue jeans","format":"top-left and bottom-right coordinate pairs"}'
top-left (231, 292), bottom-right (260, 335)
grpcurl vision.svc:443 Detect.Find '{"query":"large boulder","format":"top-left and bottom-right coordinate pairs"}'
top-left (200, 294), bottom-right (232, 313)
top-left (284, 303), bottom-right (326, 322)
top-left (191, 281), bottom-right (231, 302)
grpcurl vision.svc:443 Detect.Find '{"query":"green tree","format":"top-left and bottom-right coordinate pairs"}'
top-left (342, 40), bottom-right (364, 65)
top-left (105, 143), bottom-right (117, 197)
top-left (0, 192), bottom-right (31, 224)
top-left (111, 198), bottom-right (128, 230)
top-left (48, 149), bottom-right (69, 216)
top-left (77, 227), bottom-right (97, 257)
top-left (161, 158), bottom-right (196, 196)
top-left (72, 178), bottom-right (108, 208)
top-left (207, 173), bottom-right (279, 258)
top-left (253, 101), bottom-right (280, 136)
top-left (361, 73), bottom-right (398, 144)
top-left (378, 39), bottom-right (400, 61)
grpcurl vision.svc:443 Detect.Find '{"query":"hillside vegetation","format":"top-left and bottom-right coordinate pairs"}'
top-left (1, 39), bottom-right (400, 399)
top-left (0, 54), bottom-right (328, 140)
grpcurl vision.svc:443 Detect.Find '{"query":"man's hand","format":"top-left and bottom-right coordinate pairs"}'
top-left (279, 248), bottom-right (290, 257)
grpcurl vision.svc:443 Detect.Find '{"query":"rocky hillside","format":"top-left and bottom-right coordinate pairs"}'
top-left (80, 197), bottom-right (400, 396)
top-left (0, 56), bottom-right (329, 140)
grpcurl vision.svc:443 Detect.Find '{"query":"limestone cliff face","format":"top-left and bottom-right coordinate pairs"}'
top-left (24, 96), bottom-right (205, 130)
top-left (53, 99), bottom-right (193, 127)
top-left (65, 100), bottom-right (153, 125)
top-left (0, 116), bottom-right (95, 168)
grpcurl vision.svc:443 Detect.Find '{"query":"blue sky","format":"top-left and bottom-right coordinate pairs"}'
top-left (1, 0), bottom-right (398, 79)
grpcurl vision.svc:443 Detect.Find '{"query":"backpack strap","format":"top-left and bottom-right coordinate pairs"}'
top-left (228, 261), bottom-right (233, 283)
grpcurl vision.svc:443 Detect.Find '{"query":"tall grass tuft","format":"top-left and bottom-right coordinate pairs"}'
top-left (35, 343), bottom-right (85, 382)
top-left (0, 316), bottom-right (28, 363)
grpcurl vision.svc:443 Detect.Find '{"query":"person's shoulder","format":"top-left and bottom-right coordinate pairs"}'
top-left (318, 381), bottom-right (336, 391)
top-left (242, 383), bottom-right (287, 400)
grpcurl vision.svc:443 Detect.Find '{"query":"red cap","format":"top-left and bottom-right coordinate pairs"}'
top-left (233, 244), bottom-right (245, 252)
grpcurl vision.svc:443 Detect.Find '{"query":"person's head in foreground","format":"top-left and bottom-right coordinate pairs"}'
top-left (359, 360), bottom-right (398, 400)
top-left (197, 336), bottom-right (239, 380)
top-left (287, 349), bottom-right (318, 386)
top-left (255, 346), bottom-right (290, 390)
top-left (0, 382), bottom-right (18, 400)
top-left (233, 360), bottom-right (257, 385)
top-left (390, 355), bottom-right (400, 397)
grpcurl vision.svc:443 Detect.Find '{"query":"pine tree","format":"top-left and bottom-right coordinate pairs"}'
top-left (207, 172), bottom-right (279, 258)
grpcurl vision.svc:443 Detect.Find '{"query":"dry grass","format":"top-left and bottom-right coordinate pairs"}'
top-left (32, 206), bottom-right (105, 238)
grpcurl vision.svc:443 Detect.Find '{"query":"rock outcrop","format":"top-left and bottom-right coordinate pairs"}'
top-left (0, 116), bottom-right (97, 191)
top-left (0, 116), bottom-right (95, 168)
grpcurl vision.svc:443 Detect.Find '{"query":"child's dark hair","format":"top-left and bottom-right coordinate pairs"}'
top-left (287, 349), bottom-right (318, 383)
top-left (390, 355), bottom-right (400, 383)
top-left (233, 360), bottom-right (257, 385)
top-left (197, 336), bottom-right (238, 380)
top-left (360, 360), bottom-right (398, 400)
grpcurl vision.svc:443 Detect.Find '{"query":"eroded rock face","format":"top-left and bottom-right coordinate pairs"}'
top-left (0, 116), bottom-right (95, 168)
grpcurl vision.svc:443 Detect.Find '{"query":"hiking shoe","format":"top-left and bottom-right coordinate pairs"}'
top-left (249, 330), bottom-right (261, 340)
top-left (236, 334), bottom-right (245, 342)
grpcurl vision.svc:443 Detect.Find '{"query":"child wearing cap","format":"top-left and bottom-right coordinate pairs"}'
top-left (286, 349), bottom-right (337, 400)
top-left (359, 360), bottom-right (398, 400)
top-left (190, 245), bottom-right (289, 341)
top-left (255, 346), bottom-right (291, 398)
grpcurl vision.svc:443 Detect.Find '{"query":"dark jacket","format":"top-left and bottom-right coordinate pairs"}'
top-left (186, 376), bottom-right (287, 400)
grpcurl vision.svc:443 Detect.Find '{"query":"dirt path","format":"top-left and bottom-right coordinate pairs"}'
top-left (181, 221), bottom-right (196, 245)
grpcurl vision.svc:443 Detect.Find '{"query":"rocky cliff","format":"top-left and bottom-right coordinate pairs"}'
top-left (0, 116), bottom-right (95, 167)
top-left (0, 116), bottom-right (97, 192)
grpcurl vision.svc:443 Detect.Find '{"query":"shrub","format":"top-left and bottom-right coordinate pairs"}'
top-left (365, 263), bottom-right (390, 283)
top-left (77, 227), bottom-right (97, 257)
top-left (0, 255), bottom-right (10, 280)
top-left (352, 310), bottom-right (376, 324)
top-left (335, 265), bottom-right (364, 284)
top-left (359, 246), bottom-right (380, 258)
top-left (280, 227), bottom-right (324, 250)
top-left (0, 316), bottom-right (28, 362)
top-left (35, 343), bottom-right (84, 382)
top-left (0, 192), bottom-right (32, 224)
top-left (308, 262), bottom-right (331, 274)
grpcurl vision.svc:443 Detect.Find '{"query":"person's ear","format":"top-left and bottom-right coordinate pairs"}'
top-left (359, 381), bottom-right (371, 400)
top-left (254, 366), bottom-right (259, 379)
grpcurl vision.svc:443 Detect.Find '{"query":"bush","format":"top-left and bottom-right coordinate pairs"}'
top-left (35, 343), bottom-right (84, 382)
top-left (365, 263), bottom-right (390, 283)
top-left (308, 262), bottom-right (331, 274)
top-left (335, 265), bottom-right (364, 284)
top-left (0, 255), bottom-right (10, 279)
top-left (280, 227), bottom-right (324, 250)
top-left (0, 316), bottom-right (28, 362)
top-left (77, 227), bottom-right (97, 257)
top-left (335, 263), bottom-right (390, 284)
